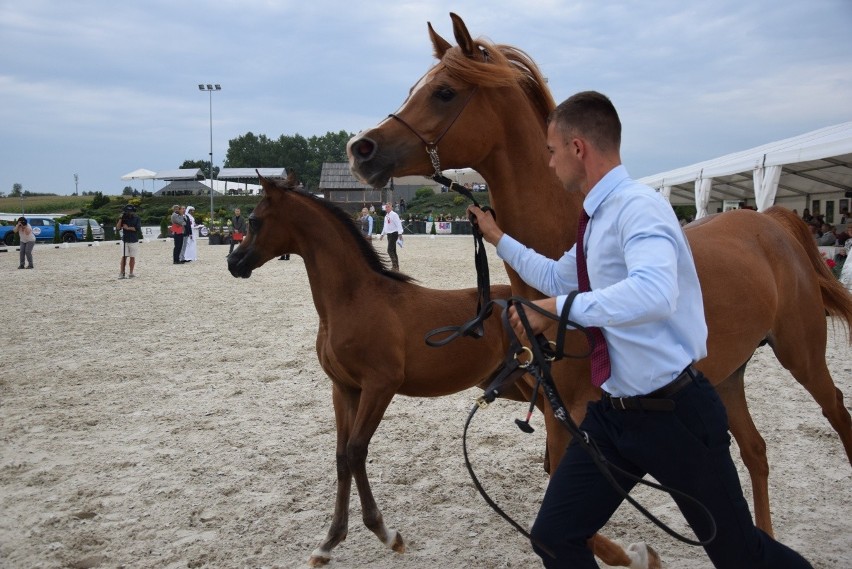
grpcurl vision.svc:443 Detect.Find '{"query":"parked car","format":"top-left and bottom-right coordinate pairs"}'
top-left (0, 217), bottom-right (85, 245)
top-left (70, 218), bottom-right (105, 240)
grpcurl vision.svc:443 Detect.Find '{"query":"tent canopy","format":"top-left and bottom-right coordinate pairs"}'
top-left (155, 168), bottom-right (204, 181)
top-left (638, 122), bottom-right (852, 214)
top-left (218, 167), bottom-right (287, 180)
top-left (120, 168), bottom-right (157, 180)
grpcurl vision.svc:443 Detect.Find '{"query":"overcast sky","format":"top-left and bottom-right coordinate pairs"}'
top-left (2, 0), bottom-right (851, 195)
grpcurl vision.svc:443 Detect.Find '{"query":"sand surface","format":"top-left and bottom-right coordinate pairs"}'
top-left (1, 236), bottom-right (850, 568)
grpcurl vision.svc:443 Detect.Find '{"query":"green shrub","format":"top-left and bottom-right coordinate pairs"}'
top-left (85, 222), bottom-right (93, 242)
top-left (53, 220), bottom-right (61, 243)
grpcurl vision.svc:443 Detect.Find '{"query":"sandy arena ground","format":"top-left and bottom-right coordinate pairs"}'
top-left (1, 236), bottom-right (850, 569)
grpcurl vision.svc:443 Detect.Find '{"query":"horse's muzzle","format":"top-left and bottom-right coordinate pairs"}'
top-left (227, 249), bottom-right (256, 278)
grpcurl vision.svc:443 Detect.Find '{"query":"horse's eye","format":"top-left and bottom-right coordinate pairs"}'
top-left (434, 87), bottom-right (455, 102)
top-left (249, 217), bottom-right (261, 232)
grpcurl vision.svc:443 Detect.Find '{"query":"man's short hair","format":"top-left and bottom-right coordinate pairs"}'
top-left (548, 91), bottom-right (621, 154)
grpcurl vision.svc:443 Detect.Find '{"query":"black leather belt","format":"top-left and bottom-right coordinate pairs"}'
top-left (601, 366), bottom-right (697, 412)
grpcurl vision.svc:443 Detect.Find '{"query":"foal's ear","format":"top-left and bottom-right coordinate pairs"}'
top-left (428, 20), bottom-right (452, 59)
top-left (450, 12), bottom-right (475, 58)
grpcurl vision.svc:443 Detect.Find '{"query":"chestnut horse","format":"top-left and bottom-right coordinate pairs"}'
top-left (349, 11), bottom-right (852, 564)
top-left (228, 174), bottom-right (525, 566)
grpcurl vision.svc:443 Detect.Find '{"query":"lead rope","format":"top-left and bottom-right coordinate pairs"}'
top-left (458, 297), bottom-right (717, 556)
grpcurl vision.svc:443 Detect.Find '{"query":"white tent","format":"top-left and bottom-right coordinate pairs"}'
top-left (120, 168), bottom-right (157, 193)
top-left (639, 122), bottom-right (852, 219)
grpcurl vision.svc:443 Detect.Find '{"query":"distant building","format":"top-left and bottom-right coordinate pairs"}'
top-left (319, 162), bottom-right (455, 213)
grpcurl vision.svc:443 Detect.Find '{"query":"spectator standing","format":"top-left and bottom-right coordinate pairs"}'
top-left (379, 202), bottom-right (404, 270)
top-left (116, 205), bottom-right (141, 278)
top-left (182, 206), bottom-right (198, 262)
top-left (13, 217), bottom-right (35, 269)
top-left (229, 208), bottom-right (246, 255)
top-left (170, 205), bottom-right (185, 264)
top-left (359, 207), bottom-right (374, 239)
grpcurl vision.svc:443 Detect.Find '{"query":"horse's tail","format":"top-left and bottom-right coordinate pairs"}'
top-left (763, 205), bottom-right (852, 338)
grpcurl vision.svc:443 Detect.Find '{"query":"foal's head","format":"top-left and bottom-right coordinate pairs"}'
top-left (348, 12), bottom-right (554, 188)
top-left (227, 173), bottom-right (410, 282)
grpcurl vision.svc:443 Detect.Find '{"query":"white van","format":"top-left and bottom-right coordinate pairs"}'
top-left (70, 218), bottom-right (105, 240)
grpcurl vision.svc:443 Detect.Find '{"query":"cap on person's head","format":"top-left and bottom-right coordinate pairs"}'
top-left (186, 206), bottom-right (195, 212)
top-left (172, 205), bottom-right (179, 210)
top-left (123, 205), bottom-right (136, 212)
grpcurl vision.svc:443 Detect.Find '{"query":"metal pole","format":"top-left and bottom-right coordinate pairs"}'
top-left (198, 84), bottom-right (221, 225)
top-left (208, 88), bottom-right (214, 224)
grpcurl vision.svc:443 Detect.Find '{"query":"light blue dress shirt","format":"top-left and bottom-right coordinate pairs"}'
top-left (496, 165), bottom-right (708, 396)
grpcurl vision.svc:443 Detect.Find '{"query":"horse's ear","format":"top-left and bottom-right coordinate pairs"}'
top-left (428, 21), bottom-right (452, 59)
top-left (449, 12), bottom-right (475, 58)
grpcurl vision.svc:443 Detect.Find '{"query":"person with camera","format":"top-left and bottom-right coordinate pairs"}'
top-left (13, 217), bottom-right (36, 269)
top-left (116, 205), bottom-right (142, 279)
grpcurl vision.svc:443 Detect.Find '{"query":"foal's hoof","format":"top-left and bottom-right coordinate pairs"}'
top-left (307, 551), bottom-right (331, 567)
top-left (626, 542), bottom-right (662, 569)
top-left (389, 530), bottom-right (405, 553)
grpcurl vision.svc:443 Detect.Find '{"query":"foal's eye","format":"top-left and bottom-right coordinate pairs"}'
top-left (434, 87), bottom-right (455, 102)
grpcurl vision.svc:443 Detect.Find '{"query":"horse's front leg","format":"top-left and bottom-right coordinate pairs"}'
top-left (348, 385), bottom-right (405, 554)
top-left (309, 384), bottom-right (358, 567)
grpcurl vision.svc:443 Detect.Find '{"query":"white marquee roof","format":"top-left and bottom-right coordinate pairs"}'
top-left (639, 121), bottom-right (852, 209)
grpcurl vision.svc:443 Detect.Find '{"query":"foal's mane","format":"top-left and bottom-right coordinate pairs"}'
top-left (270, 180), bottom-right (414, 283)
top-left (440, 39), bottom-right (555, 122)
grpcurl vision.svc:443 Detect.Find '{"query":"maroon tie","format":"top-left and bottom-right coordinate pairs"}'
top-left (576, 211), bottom-right (612, 387)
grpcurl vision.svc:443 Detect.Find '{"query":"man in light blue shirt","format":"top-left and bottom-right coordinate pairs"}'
top-left (469, 91), bottom-right (810, 568)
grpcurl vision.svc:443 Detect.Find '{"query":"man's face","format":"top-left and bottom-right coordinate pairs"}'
top-left (546, 122), bottom-right (584, 192)
top-left (235, 209), bottom-right (241, 216)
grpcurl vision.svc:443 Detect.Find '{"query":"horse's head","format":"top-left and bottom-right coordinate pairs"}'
top-left (228, 171), bottom-right (300, 278)
top-left (348, 12), bottom-right (553, 188)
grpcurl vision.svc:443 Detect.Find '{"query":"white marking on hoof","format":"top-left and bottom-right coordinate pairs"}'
top-left (308, 548), bottom-right (331, 567)
top-left (626, 542), bottom-right (650, 569)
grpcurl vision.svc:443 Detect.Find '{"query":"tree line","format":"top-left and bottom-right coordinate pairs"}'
top-left (182, 130), bottom-right (356, 191)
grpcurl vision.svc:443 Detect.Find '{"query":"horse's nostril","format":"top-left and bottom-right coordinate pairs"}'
top-left (355, 139), bottom-right (375, 159)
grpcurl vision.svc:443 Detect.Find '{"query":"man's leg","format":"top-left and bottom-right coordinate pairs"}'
top-left (173, 234), bottom-right (183, 263)
top-left (530, 402), bottom-right (641, 568)
top-left (625, 375), bottom-right (812, 569)
top-left (387, 232), bottom-right (399, 270)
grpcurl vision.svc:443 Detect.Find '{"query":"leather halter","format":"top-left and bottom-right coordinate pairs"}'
top-left (387, 86), bottom-right (479, 178)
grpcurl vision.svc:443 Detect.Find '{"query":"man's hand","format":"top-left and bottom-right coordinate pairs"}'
top-left (508, 297), bottom-right (558, 342)
top-left (467, 205), bottom-right (503, 246)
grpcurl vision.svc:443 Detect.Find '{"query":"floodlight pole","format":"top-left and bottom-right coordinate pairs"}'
top-left (198, 83), bottom-right (222, 225)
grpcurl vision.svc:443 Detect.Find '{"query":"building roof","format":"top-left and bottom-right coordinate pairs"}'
top-left (319, 163), bottom-right (374, 190)
top-left (218, 167), bottom-right (287, 180)
top-left (155, 168), bottom-right (205, 181)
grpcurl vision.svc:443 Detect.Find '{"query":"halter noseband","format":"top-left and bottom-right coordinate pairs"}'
top-left (387, 85), bottom-right (479, 178)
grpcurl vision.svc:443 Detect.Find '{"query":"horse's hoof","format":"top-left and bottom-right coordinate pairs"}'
top-left (388, 530), bottom-right (405, 553)
top-left (308, 550), bottom-right (331, 567)
top-left (626, 542), bottom-right (662, 569)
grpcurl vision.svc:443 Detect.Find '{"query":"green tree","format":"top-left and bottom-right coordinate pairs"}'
top-left (53, 220), bottom-right (61, 243)
top-left (181, 159), bottom-right (219, 179)
top-left (90, 192), bottom-right (110, 209)
top-left (10, 183), bottom-right (22, 197)
top-left (85, 222), bottom-right (93, 242)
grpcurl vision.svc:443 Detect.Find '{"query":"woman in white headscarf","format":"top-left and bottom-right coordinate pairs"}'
top-left (182, 206), bottom-right (198, 262)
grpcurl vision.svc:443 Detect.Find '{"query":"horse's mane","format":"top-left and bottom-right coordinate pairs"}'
top-left (282, 185), bottom-right (414, 283)
top-left (440, 39), bottom-right (555, 122)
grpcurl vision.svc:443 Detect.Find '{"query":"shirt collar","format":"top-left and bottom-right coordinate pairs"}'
top-left (583, 164), bottom-right (629, 218)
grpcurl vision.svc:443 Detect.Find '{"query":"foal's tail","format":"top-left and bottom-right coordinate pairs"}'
top-left (764, 206), bottom-right (852, 338)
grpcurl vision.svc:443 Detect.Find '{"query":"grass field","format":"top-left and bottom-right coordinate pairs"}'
top-left (0, 195), bottom-right (93, 215)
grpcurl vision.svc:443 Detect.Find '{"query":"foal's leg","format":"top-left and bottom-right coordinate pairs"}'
top-left (309, 384), bottom-right (359, 567)
top-left (346, 385), bottom-right (405, 554)
top-left (713, 364), bottom-right (773, 534)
